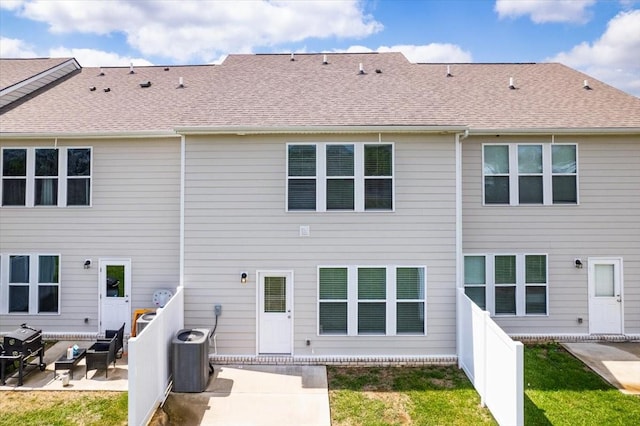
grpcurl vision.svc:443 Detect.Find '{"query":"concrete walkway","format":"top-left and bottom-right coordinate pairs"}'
top-left (162, 365), bottom-right (331, 426)
top-left (562, 341), bottom-right (640, 395)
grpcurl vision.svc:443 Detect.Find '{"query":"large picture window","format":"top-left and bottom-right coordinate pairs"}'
top-left (2, 254), bottom-right (61, 314)
top-left (1, 147), bottom-right (92, 207)
top-left (483, 143), bottom-right (577, 205)
top-left (463, 253), bottom-right (548, 316)
top-left (287, 143), bottom-right (394, 212)
top-left (318, 265), bottom-right (426, 336)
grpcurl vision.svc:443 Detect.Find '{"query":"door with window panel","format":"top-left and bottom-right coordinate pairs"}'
top-left (258, 271), bottom-right (293, 354)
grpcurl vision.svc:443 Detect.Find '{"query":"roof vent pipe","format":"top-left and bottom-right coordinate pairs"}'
top-left (323, 54), bottom-right (328, 65)
top-left (447, 65), bottom-right (452, 77)
top-left (359, 63), bottom-right (365, 75)
top-left (509, 77), bottom-right (516, 90)
top-left (178, 77), bottom-right (184, 88)
top-left (583, 80), bottom-right (592, 90)
top-left (290, 53), bottom-right (295, 61)
top-left (99, 68), bottom-right (104, 76)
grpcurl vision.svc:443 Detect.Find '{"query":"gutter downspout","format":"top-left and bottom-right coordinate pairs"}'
top-left (455, 129), bottom-right (469, 367)
top-left (179, 134), bottom-right (185, 287)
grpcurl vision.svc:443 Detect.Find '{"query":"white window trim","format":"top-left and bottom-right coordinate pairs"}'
top-left (0, 253), bottom-right (62, 315)
top-left (463, 253), bottom-right (549, 317)
top-left (482, 143), bottom-right (578, 206)
top-left (1, 147), bottom-right (92, 208)
top-left (286, 142), bottom-right (395, 212)
top-left (317, 265), bottom-right (426, 337)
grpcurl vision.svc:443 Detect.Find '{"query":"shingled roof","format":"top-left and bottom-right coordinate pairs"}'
top-left (1, 53), bottom-right (639, 135)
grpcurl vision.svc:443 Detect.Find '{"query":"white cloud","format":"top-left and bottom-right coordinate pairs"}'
top-left (337, 43), bottom-right (472, 63)
top-left (0, 0), bottom-right (26, 11)
top-left (12, 0), bottom-right (383, 62)
top-left (0, 36), bottom-right (38, 57)
top-left (548, 10), bottom-right (640, 96)
top-left (48, 47), bottom-right (153, 67)
top-left (495, 0), bottom-right (596, 24)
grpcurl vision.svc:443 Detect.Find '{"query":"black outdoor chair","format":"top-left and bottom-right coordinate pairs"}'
top-left (104, 323), bottom-right (125, 359)
top-left (85, 337), bottom-right (116, 378)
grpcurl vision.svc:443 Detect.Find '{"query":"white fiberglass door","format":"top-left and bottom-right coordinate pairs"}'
top-left (588, 258), bottom-right (623, 334)
top-left (99, 259), bottom-right (131, 334)
top-left (258, 271), bottom-right (293, 354)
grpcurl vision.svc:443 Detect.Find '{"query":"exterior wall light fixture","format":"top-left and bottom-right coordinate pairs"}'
top-left (241, 272), bottom-right (248, 284)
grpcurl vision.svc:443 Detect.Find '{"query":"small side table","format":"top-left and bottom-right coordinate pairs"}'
top-left (54, 349), bottom-right (86, 379)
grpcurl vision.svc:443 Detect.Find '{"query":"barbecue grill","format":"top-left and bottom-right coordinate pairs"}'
top-left (0, 323), bottom-right (46, 386)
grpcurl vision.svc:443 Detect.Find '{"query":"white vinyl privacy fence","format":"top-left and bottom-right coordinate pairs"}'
top-left (128, 286), bottom-right (184, 426)
top-left (457, 289), bottom-right (523, 426)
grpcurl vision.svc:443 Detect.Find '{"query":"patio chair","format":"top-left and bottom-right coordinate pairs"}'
top-left (85, 337), bottom-right (116, 378)
top-left (103, 323), bottom-right (125, 359)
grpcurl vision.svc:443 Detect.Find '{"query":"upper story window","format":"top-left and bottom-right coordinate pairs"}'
top-left (483, 143), bottom-right (577, 205)
top-left (1, 147), bottom-right (92, 207)
top-left (287, 143), bottom-right (393, 212)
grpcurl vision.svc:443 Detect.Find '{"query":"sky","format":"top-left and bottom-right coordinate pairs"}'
top-left (1, 0), bottom-right (639, 97)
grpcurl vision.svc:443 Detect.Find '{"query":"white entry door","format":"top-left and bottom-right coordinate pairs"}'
top-left (99, 259), bottom-right (132, 334)
top-left (258, 271), bottom-right (293, 354)
top-left (588, 258), bottom-right (623, 334)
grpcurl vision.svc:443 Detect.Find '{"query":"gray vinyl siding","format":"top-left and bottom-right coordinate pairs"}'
top-left (462, 135), bottom-right (640, 334)
top-left (0, 137), bottom-right (181, 333)
top-left (183, 134), bottom-right (457, 356)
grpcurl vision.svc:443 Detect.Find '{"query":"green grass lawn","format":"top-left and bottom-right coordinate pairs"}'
top-left (329, 344), bottom-right (640, 425)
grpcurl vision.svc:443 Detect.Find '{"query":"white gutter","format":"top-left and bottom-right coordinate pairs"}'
top-left (179, 134), bottom-right (186, 287)
top-left (455, 129), bottom-right (469, 366)
top-left (469, 127), bottom-right (640, 136)
top-left (0, 131), bottom-right (179, 140)
top-left (174, 125), bottom-right (468, 135)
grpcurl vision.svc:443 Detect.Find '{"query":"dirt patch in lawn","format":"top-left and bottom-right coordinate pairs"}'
top-left (363, 391), bottom-right (413, 425)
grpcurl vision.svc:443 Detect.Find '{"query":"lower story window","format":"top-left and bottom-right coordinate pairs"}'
top-left (2, 254), bottom-right (60, 314)
top-left (463, 253), bottom-right (548, 316)
top-left (318, 265), bottom-right (426, 336)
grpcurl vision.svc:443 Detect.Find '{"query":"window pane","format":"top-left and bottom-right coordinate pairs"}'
top-left (485, 176), bottom-right (509, 204)
top-left (67, 149), bottom-right (91, 176)
top-left (39, 255), bottom-right (60, 283)
top-left (67, 178), bottom-right (90, 206)
top-left (364, 179), bottom-right (392, 210)
top-left (464, 256), bottom-right (486, 285)
top-left (326, 145), bottom-right (354, 176)
top-left (358, 302), bottom-right (386, 334)
top-left (288, 179), bottom-right (316, 210)
top-left (595, 264), bottom-right (614, 297)
top-left (2, 149), bottom-right (26, 176)
top-left (495, 256), bottom-right (516, 284)
top-left (553, 176), bottom-right (577, 204)
top-left (38, 285), bottom-right (59, 313)
top-left (264, 277), bottom-right (286, 313)
top-left (319, 302), bottom-right (347, 334)
top-left (9, 286), bottom-right (29, 313)
top-left (397, 267), bottom-right (424, 299)
top-left (10, 255), bottom-right (29, 283)
top-left (327, 179), bottom-right (354, 210)
top-left (519, 176), bottom-right (543, 204)
top-left (35, 178), bottom-right (58, 206)
top-left (465, 287), bottom-right (486, 310)
top-left (365, 145), bottom-right (392, 176)
top-left (518, 145), bottom-right (542, 173)
top-left (106, 265), bottom-right (125, 297)
top-left (2, 179), bottom-right (26, 205)
top-left (358, 268), bottom-right (386, 299)
top-left (35, 149), bottom-right (58, 176)
top-left (552, 145), bottom-right (576, 173)
top-left (525, 255), bottom-right (546, 284)
top-left (484, 145), bottom-right (509, 174)
top-left (288, 145), bottom-right (316, 177)
top-left (495, 286), bottom-right (516, 315)
top-left (397, 302), bottom-right (424, 334)
top-left (526, 287), bottom-right (546, 314)
top-left (319, 268), bottom-right (348, 299)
